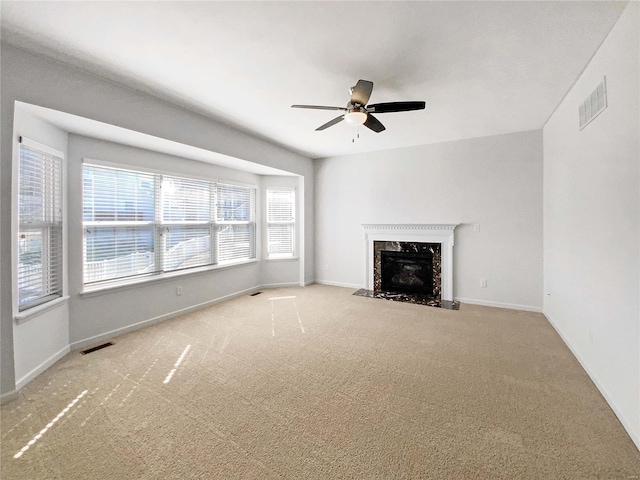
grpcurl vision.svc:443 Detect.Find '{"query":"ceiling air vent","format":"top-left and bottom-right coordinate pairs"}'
top-left (579, 77), bottom-right (607, 130)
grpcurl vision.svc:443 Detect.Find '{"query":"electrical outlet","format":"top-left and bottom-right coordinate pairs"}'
top-left (176, 286), bottom-right (183, 296)
top-left (480, 279), bottom-right (487, 288)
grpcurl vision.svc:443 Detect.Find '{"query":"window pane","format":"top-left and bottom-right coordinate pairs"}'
top-left (218, 224), bottom-right (253, 262)
top-left (217, 184), bottom-right (255, 222)
top-left (83, 165), bottom-right (155, 222)
top-left (266, 188), bottom-right (295, 257)
top-left (164, 226), bottom-right (211, 271)
top-left (267, 224), bottom-right (294, 256)
top-left (19, 148), bottom-right (62, 224)
top-left (267, 189), bottom-right (295, 222)
top-left (162, 177), bottom-right (210, 222)
top-left (84, 226), bottom-right (155, 283)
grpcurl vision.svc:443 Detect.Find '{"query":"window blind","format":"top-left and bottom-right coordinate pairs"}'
top-left (83, 165), bottom-right (156, 284)
top-left (161, 176), bottom-right (210, 223)
top-left (217, 224), bottom-right (254, 262)
top-left (216, 183), bottom-right (255, 222)
top-left (18, 141), bottom-right (63, 309)
top-left (266, 188), bottom-right (295, 258)
top-left (161, 176), bottom-right (213, 271)
top-left (83, 165), bottom-right (155, 222)
top-left (84, 226), bottom-right (156, 283)
top-left (217, 183), bottom-right (256, 263)
top-left (82, 164), bottom-right (256, 286)
top-left (163, 226), bottom-right (211, 271)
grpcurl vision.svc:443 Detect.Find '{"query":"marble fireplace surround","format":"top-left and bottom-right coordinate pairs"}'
top-left (363, 224), bottom-right (458, 302)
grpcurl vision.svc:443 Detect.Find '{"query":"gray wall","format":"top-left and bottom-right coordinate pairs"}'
top-left (1, 45), bottom-right (315, 399)
top-left (315, 130), bottom-right (543, 311)
top-left (543, 2), bottom-right (639, 449)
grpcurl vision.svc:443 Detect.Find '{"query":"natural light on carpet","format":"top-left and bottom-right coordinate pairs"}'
top-left (14, 389), bottom-right (88, 459)
top-left (163, 345), bottom-right (191, 384)
top-left (268, 295), bottom-right (305, 335)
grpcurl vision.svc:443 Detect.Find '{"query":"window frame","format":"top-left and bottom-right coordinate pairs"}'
top-left (265, 187), bottom-right (296, 259)
top-left (81, 159), bottom-right (257, 292)
top-left (216, 182), bottom-right (257, 264)
top-left (14, 137), bottom-right (66, 314)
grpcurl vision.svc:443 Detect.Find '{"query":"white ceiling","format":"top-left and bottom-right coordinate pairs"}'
top-left (1, 1), bottom-right (628, 159)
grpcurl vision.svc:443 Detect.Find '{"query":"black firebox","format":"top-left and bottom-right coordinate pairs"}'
top-left (380, 250), bottom-right (434, 297)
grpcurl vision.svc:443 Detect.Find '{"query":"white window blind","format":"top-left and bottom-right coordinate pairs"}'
top-left (216, 183), bottom-right (256, 263)
top-left (216, 183), bottom-right (255, 222)
top-left (18, 140), bottom-right (63, 310)
top-left (83, 165), bottom-right (157, 284)
top-left (266, 188), bottom-right (295, 258)
top-left (163, 226), bottom-right (212, 271)
top-left (217, 224), bottom-right (254, 262)
top-left (83, 163), bottom-right (256, 286)
top-left (161, 176), bottom-right (210, 223)
top-left (161, 176), bottom-right (212, 271)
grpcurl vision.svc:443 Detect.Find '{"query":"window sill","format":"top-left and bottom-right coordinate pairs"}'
top-left (265, 256), bottom-right (298, 262)
top-left (81, 259), bottom-right (259, 297)
top-left (14, 296), bottom-right (70, 325)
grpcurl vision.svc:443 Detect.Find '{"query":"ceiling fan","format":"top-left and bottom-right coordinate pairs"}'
top-left (291, 79), bottom-right (425, 133)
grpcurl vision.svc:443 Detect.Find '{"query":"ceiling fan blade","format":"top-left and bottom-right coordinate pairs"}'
top-left (364, 114), bottom-right (385, 133)
top-left (291, 105), bottom-right (347, 111)
top-left (350, 80), bottom-right (374, 106)
top-left (316, 115), bottom-right (345, 131)
top-left (366, 101), bottom-right (426, 113)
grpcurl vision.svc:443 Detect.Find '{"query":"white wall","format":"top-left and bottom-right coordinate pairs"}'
top-left (11, 110), bottom-right (70, 389)
top-left (315, 130), bottom-right (543, 311)
top-left (543, 2), bottom-right (639, 449)
top-left (0, 45), bottom-right (314, 399)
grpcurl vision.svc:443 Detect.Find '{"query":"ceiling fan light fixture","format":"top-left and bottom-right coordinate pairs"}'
top-left (344, 110), bottom-right (367, 126)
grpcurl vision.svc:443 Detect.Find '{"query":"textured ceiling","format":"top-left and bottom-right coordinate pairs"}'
top-left (1, 1), bottom-right (628, 159)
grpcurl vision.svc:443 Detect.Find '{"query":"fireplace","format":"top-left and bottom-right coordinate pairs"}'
top-left (356, 224), bottom-right (459, 309)
top-left (374, 240), bottom-right (441, 299)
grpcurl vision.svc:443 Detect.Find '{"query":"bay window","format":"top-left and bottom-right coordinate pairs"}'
top-left (82, 162), bottom-right (256, 287)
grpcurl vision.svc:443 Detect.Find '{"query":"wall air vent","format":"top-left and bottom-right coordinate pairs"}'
top-left (579, 77), bottom-right (607, 130)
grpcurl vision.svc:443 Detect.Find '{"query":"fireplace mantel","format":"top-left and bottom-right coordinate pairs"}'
top-left (363, 224), bottom-right (458, 301)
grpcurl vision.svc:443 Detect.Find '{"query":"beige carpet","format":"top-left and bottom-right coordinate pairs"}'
top-left (2, 285), bottom-right (639, 479)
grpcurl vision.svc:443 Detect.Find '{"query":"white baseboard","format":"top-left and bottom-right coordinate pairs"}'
top-left (15, 345), bottom-right (71, 391)
top-left (259, 282), bottom-right (301, 289)
top-left (544, 311), bottom-right (640, 453)
top-left (1, 389), bottom-right (20, 405)
top-left (315, 280), bottom-right (364, 290)
top-left (70, 286), bottom-right (259, 351)
top-left (455, 297), bottom-right (542, 313)
top-left (71, 283), bottom-right (317, 352)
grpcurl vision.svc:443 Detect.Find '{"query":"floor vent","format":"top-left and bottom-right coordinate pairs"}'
top-left (80, 342), bottom-right (114, 355)
top-left (250, 291), bottom-right (263, 296)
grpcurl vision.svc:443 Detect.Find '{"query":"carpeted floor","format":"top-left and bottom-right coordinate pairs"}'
top-left (2, 284), bottom-right (639, 479)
